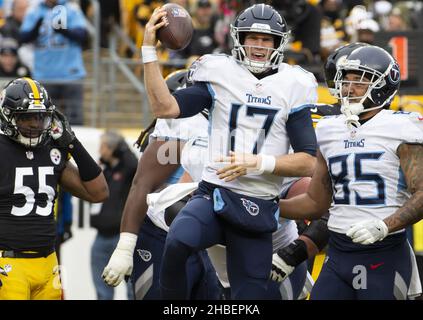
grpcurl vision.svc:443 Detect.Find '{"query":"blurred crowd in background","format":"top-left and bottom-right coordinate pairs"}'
top-left (1, 0), bottom-right (422, 83)
top-left (1, 0), bottom-right (423, 300)
top-left (88, 0), bottom-right (423, 79)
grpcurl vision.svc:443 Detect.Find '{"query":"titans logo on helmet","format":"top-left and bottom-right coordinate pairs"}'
top-left (389, 63), bottom-right (401, 84)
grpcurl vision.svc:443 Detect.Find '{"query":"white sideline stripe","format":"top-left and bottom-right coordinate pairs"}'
top-left (135, 264), bottom-right (154, 300)
top-left (279, 278), bottom-right (294, 300)
top-left (393, 271), bottom-right (407, 300)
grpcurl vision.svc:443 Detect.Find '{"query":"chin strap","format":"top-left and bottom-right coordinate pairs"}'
top-left (341, 102), bottom-right (388, 130)
top-left (341, 99), bottom-right (362, 129)
top-left (341, 98), bottom-right (385, 130)
top-left (344, 113), bottom-right (361, 130)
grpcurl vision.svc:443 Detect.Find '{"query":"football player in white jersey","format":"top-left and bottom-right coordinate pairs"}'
top-left (278, 45), bottom-right (423, 299)
top-left (142, 4), bottom-right (318, 299)
top-left (269, 42), bottom-right (370, 283)
top-left (217, 44), bottom-right (371, 285)
top-left (102, 71), bottom-right (222, 299)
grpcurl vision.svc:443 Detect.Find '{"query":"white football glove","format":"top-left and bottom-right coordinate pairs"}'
top-left (102, 232), bottom-right (137, 287)
top-left (346, 219), bottom-right (389, 245)
top-left (270, 253), bottom-right (295, 282)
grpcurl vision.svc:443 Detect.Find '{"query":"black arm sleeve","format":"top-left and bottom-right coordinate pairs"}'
top-left (70, 138), bottom-right (102, 181)
top-left (286, 107), bottom-right (317, 156)
top-left (173, 82), bottom-right (213, 118)
top-left (302, 212), bottom-right (330, 251)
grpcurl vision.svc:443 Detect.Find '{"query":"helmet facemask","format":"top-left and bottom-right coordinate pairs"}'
top-left (323, 42), bottom-right (370, 100)
top-left (326, 53), bottom-right (354, 99)
top-left (335, 59), bottom-right (398, 128)
top-left (230, 25), bottom-right (290, 74)
top-left (0, 78), bottom-right (56, 148)
top-left (1, 103), bottom-right (54, 148)
top-left (15, 111), bottom-right (53, 147)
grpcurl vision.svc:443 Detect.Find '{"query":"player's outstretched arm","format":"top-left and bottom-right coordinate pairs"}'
top-left (102, 139), bottom-right (183, 287)
top-left (384, 143), bottom-right (423, 232)
top-left (216, 151), bottom-right (316, 182)
top-left (119, 139), bottom-right (183, 234)
top-left (143, 7), bottom-right (181, 119)
top-left (273, 152), bottom-right (316, 177)
top-left (279, 150), bottom-right (332, 220)
top-left (216, 106), bottom-right (317, 181)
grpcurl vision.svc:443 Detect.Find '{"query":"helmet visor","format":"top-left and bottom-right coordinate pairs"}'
top-left (13, 110), bottom-right (52, 139)
top-left (335, 66), bottom-right (385, 106)
top-left (230, 25), bottom-right (290, 73)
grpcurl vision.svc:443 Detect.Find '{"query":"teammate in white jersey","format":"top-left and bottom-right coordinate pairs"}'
top-left (278, 45), bottom-right (423, 299)
top-left (102, 71), bottom-right (221, 299)
top-left (215, 44), bottom-right (370, 284)
top-left (270, 42), bottom-right (370, 283)
top-left (142, 4), bottom-right (318, 299)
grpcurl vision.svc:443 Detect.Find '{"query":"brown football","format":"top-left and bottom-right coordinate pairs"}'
top-left (157, 3), bottom-right (193, 51)
top-left (286, 177), bottom-right (311, 199)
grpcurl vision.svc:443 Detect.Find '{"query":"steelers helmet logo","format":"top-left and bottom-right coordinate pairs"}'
top-left (50, 148), bottom-right (62, 165)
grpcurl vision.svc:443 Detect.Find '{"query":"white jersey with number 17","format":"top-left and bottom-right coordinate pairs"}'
top-left (190, 54), bottom-right (317, 199)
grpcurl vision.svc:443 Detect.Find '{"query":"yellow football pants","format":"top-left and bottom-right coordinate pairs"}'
top-left (0, 252), bottom-right (62, 300)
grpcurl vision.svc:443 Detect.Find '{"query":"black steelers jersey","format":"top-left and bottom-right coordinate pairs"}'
top-left (0, 135), bottom-right (68, 251)
top-left (310, 103), bottom-right (341, 128)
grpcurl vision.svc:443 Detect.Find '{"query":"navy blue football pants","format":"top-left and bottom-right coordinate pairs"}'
top-left (160, 188), bottom-right (273, 300)
top-left (131, 216), bottom-right (222, 300)
top-left (311, 231), bottom-right (411, 300)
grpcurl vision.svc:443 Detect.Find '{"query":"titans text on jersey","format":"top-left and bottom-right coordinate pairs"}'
top-left (188, 54), bottom-right (317, 199)
top-left (316, 110), bottom-right (423, 233)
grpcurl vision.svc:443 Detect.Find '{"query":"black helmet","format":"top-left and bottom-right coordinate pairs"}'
top-left (324, 42), bottom-right (369, 98)
top-left (165, 69), bottom-right (189, 94)
top-left (0, 78), bottom-right (55, 147)
top-left (335, 45), bottom-right (400, 113)
top-left (230, 3), bottom-right (290, 74)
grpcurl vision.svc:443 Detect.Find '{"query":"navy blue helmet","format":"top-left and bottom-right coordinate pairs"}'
top-left (335, 45), bottom-right (400, 110)
top-left (230, 3), bottom-right (290, 74)
top-left (324, 42), bottom-right (369, 98)
top-left (165, 69), bottom-right (189, 94)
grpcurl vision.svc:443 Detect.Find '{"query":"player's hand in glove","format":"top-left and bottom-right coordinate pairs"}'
top-left (50, 109), bottom-right (76, 147)
top-left (270, 253), bottom-right (295, 282)
top-left (270, 239), bottom-right (308, 282)
top-left (102, 232), bottom-right (137, 287)
top-left (346, 219), bottom-right (389, 245)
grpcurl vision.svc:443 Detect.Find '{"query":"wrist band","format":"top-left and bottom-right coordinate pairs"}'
top-left (302, 218), bottom-right (330, 251)
top-left (260, 154), bottom-right (276, 174)
top-left (142, 46), bottom-right (158, 63)
top-left (118, 232), bottom-right (138, 252)
top-left (277, 239), bottom-right (308, 267)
